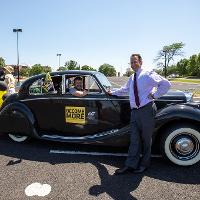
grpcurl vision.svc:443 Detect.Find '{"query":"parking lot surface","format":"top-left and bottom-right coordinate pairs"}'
top-left (108, 77), bottom-right (200, 91)
top-left (0, 135), bottom-right (200, 200)
top-left (0, 77), bottom-right (200, 199)
top-left (108, 76), bottom-right (200, 101)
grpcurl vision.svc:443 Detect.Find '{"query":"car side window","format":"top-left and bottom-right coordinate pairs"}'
top-left (29, 75), bottom-right (62, 95)
top-left (85, 76), bottom-right (102, 94)
top-left (29, 79), bottom-right (44, 95)
top-left (64, 75), bottom-right (102, 95)
top-left (65, 77), bottom-right (73, 93)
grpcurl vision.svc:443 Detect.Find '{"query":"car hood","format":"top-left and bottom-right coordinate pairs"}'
top-left (161, 90), bottom-right (186, 98)
top-left (112, 89), bottom-right (189, 101)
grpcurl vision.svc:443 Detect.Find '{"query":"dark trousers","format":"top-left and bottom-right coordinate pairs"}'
top-left (125, 102), bottom-right (156, 169)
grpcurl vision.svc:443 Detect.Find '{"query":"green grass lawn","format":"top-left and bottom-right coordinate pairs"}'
top-left (169, 78), bottom-right (200, 84)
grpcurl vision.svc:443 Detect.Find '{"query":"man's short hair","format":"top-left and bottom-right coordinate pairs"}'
top-left (131, 54), bottom-right (142, 62)
top-left (73, 76), bottom-right (82, 83)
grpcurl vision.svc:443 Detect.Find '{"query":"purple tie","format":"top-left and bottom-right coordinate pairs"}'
top-left (134, 73), bottom-right (140, 107)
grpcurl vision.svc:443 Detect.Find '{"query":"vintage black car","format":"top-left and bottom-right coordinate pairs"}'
top-left (0, 70), bottom-right (200, 166)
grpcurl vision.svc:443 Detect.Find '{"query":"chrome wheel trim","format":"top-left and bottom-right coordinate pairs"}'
top-left (175, 137), bottom-right (194, 155)
top-left (170, 133), bottom-right (199, 161)
top-left (164, 128), bottom-right (200, 166)
top-left (8, 134), bottom-right (28, 142)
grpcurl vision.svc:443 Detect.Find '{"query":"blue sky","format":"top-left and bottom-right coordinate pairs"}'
top-left (0, 0), bottom-right (200, 73)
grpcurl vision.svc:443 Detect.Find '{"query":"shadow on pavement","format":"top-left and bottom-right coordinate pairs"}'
top-left (0, 135), bottom-right (200, 191)
top-left (89, 161), bottom-right (140, 200)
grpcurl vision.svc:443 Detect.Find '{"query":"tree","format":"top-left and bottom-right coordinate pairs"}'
top-left (81, 65), bottom-right (96, 71)
top-left (57, 66), bottom-right (68, 71)
top-left (19, 67), bottom-right (30, 77)
top-left (29, 64), bottom-right (52, 76)
top-left (124, 67), bottom-right (134, 77)
top-left (64, 60), bottom-right (80, 70)
top-left (166, 65), bottom-right (178, 76)
top-left (187, 55), bottom-right (199, 76)
top-left (43, 66), bottom-right (52, 74)
top-left (176, 59), bottom-right (188, 76)
top-left (29, 64), bottom-right (42, 76)
top-left (196, 53), bottom-right (200, 77)
top-left (0, 57), bottom-right (5, 68)
top-left (29, 64), bottom-right (44, 76)
top-left (98, 63), bottom-right (116, 76)
top-left (174, 53), bottom-right (200, 77)
top-left (154, 42), bottom-right (185, 77)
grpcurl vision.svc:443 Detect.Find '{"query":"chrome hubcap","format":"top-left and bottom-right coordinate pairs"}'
top-left (175, 138), bottom-right (194, 155)
top-left (170, 133), bottom-right (200, 161)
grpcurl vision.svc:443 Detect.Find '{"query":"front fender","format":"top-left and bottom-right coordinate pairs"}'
top-left (155, 104), bottom-right (200, 127)
top-left (0, 102), bottom-right (39, 138)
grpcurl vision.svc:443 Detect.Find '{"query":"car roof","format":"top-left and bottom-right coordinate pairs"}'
top-left (51, 70), bottom-right (99, 76)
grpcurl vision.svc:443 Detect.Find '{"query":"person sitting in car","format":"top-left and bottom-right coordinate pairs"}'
top-left (69, 77), bottom-right (87, 97)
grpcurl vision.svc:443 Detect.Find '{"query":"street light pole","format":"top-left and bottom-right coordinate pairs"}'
top-left (57, 53), bottom-right (61, 69)
top-left (13, 28), bottom-right (22, 82)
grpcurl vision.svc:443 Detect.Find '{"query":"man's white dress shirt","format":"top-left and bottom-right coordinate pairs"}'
top-left (112, 68), bottom-right (171, 109)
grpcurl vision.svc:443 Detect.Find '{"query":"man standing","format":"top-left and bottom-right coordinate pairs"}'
top-left (111, 54), bottom-right (171, 175)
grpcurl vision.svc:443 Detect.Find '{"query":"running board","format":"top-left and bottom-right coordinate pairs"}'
top-left (49, 150), bottom-right (162, 158)
top-left (41, 126), bottom-right (130, 143)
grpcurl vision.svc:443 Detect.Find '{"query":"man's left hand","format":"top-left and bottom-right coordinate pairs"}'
top-left (148, 93), bottom-right (154, 99)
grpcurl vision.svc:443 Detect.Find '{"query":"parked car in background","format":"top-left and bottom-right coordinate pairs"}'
top-left (0, 70), bottom-right (200, 166)
top-left (0, 81), bottom-right (7, 107)
top-left (15, 79), bottom-right (24, 92)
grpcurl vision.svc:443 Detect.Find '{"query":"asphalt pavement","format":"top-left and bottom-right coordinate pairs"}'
top-left (0, 135), bottom-right (200, 200)
top-left (0, 76), bottom-right (200, 199)
top-left (108, 77), bottom-right (200, 101)
top-left (108, 77), bottom-right (200, 92)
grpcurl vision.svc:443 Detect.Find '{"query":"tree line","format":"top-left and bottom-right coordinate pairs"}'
top-left (1, 42), bottom-right (199, 78)
top-left (155, 53), bottom-right (200, 77)
top-left (0, 58), bottom-right (117, 77)
top-left (154, 42), bottom-right (200, 78)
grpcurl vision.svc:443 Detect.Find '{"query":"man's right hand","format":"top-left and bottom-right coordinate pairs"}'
top-left (106, 90), bottom-right (112, 95)
top-left (83, 90), bottom-right (88, 96)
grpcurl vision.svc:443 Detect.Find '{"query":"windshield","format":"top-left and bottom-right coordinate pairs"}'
top-left (95, 73), bottom-right (112, 90)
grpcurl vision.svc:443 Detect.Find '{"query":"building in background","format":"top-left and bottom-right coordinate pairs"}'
top-left (6, 65), bottom-right (29, 76)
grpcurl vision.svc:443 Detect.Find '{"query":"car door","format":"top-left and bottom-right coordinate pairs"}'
top-left (21, 74), bottom-right (62, 134)
top-left (48, 74), bottom-right (122, 137)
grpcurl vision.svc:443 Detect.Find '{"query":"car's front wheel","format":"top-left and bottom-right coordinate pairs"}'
top-left (8, 134), bottom-right (29, 143)
top-left (160, 125), bottom-right (200, 166)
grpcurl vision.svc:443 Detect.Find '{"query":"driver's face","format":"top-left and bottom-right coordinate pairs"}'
top-left (74, 80), bottom-right (83, 90)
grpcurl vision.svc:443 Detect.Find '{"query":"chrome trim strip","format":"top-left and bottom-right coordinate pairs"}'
top-left (42, 129), bottom-right (119, 140)
top-left (49, 150), bottom-right (162, 158)
top-left (62, 75), bottom-right (66, 94)
top-left (20, 97), bottom-right (111, 101)
top-left (20, 97), bottom-right (184, 102)
top-left (155, 99), bottom-right (184, 102)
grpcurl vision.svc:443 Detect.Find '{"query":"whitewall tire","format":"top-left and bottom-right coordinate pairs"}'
top-left (8, 134), bottom-right (29, 143)
top-left (161, 126), bottom-right (200, 166)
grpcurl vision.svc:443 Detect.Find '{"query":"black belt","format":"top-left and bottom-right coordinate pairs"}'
top-left (131, 101), bottom-right (153, 110)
